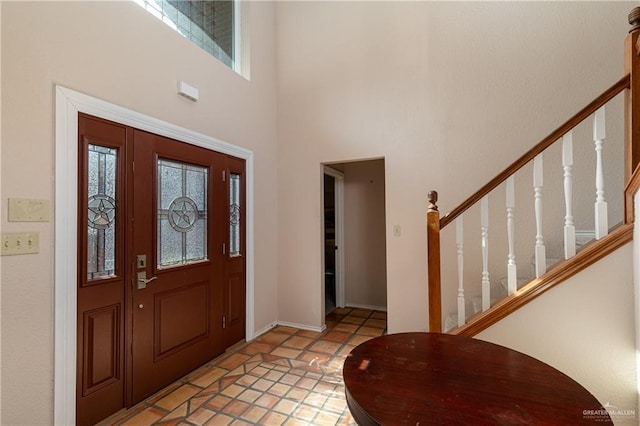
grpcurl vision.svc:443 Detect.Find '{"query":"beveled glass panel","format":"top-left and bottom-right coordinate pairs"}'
top-left (186, 168), bottom-right (206, 207)
top-left (160, 162), bottom-right (182, 209)
top-left (157, 159), bottom-right (208, 268)
top-left (229, 173), bottom-right (241, 256)
top-left (186, 219), bottom-right (206, 261)
top-left (87, 144), bottom-right (117, 280)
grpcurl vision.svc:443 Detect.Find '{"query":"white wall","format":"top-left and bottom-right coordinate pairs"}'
top-left (478, 243), bottom-right (638, 425)
top-left (0, 3), bottom-right (4, 422)
top-left (344, 160), bottom-right (387, 309)
top-left (276, 1), bottom-right (635, 332)
top-left (1, 2), bottom-right (277, 424)
top-left (635, 192), bottom-right (640, 423)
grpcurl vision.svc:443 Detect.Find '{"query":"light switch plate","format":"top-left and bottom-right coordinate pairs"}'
top-left (8, 198), bottom-right (50, 222)
top-left (1, 232), bottom-right (40, 256)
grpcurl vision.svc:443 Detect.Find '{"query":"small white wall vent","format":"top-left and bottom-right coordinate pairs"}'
top-left (177, 81), bottom-right (199, 102)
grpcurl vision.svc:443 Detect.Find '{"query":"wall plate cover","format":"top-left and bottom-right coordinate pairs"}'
top-left (1, 232), bottom-right (39, 256)
top-left (8, 198), bottom-right (50, 222)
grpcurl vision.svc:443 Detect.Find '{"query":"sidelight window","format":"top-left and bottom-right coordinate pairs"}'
top-left (229, 172), bottom-right (241, 256)
top-left (87, 144), bottom-right (118, 280)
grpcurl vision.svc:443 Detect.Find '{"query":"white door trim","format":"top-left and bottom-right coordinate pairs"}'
top-left (54, 85), bottom-right (255, 425)
top-left (323, 166), bottom-right (345, 311)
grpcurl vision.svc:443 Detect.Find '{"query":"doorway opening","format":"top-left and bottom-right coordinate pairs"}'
top-left (323, 169), bottom-right (343, 315)
top-left (322, 159), bottom-right (388, 325)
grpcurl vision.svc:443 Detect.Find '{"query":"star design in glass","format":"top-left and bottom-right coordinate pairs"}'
top-left (88, 194), bottom-right (116, 229)
top-left (168, 197), bottom-right (199, 232)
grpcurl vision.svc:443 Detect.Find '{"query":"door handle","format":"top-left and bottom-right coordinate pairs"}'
top-left (137, 272), bottom-right (158, 289)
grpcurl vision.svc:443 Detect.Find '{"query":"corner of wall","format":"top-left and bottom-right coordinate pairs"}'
top-left (634, 191), bottom-right (640, 414)
top-left (0, 1), bottom-right (4, 423)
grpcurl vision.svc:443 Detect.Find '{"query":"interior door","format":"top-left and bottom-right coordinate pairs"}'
top-left (130, 129), bottom-right (226, 403)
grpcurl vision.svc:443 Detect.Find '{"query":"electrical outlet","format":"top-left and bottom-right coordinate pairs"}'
top-left (1, 232), bottom-right (40, 256)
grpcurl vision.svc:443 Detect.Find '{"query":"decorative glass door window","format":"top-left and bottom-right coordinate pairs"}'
top-left (229, 172), bottom-right (241, 256)
top-left (157, 158), bottom-right (208, 268)
top-left (87, 144), bottom-right (118, 280)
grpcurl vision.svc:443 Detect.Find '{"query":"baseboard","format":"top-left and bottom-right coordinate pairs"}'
top-left (253, 312), bottom-right (386, 341)
top-left (277, 320), bottom-right (326, 333)
top-left (252, 321), bottom-right (278, 339)
top-left (346, 303), bottom-right (387, 312)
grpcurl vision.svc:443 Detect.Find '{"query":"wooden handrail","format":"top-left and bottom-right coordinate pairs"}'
top-left (624, 163), bottom-right (640, 223)
top-left (440, 74), bottom-right (631, 229)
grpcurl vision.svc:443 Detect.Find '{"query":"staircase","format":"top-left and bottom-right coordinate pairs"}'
top-left (427, 8), bottom-right (640, 337)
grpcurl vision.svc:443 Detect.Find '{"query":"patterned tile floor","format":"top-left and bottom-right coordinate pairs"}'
top-left (102, 307), bottom-right (386, 426)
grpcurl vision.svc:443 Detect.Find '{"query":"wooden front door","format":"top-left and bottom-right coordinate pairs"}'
top-left (130, 129), bottom-right (226, 403)
top-left (76, 114), bottom-right (246, 425)
top-left (76, 115), bottom-right (127, 426)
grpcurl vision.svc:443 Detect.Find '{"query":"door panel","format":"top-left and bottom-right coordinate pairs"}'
top-left (226, 273), bottom-right (243, 327)
top-left (82, 304), bottom-right (121, 393)
top-left (77, 114), bottom-right (126, 426)
top-left (154, 281), bottom-right (209, 358)
top-left (131, 129), bottom-right (225, 403)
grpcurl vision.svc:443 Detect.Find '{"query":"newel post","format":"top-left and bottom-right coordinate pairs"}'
top-left (427, 191), bottom-right (442, 332)
top-left (625, 8), bottom-right (640, 185)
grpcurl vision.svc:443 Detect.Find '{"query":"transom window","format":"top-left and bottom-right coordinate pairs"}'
top-left (135, 0), bottom-right (238, 71)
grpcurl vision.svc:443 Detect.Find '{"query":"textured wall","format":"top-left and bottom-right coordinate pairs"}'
top-left (478, 244), bottom-right (637, 425)
top-left (276, 0), bottom-right (634, 332)
top-left (1, 2), bottom-right (277, 423)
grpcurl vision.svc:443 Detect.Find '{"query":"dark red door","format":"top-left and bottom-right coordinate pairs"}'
top-left (130, 129), bottom-right (226, 403)
top-left (76, 114), bottom-right (127, 426)
top-left (77, 115), bottom-right (247, 423)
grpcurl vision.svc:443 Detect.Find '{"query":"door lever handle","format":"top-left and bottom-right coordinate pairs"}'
top-left (137, 272), bottom-right (158, 289)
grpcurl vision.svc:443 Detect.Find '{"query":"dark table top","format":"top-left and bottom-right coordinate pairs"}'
top-left (343, 332), bottom-right (609, 425)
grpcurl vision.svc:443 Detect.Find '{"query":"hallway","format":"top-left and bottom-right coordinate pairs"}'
top-left (101, 308), bottom-right (387, 425)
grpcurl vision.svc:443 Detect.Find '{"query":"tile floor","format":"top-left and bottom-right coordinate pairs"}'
top-left (102, 307), bottom-right (386, 426)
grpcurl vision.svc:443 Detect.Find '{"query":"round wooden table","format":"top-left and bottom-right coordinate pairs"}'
top-left (343, 333), bottom-right (609, 425)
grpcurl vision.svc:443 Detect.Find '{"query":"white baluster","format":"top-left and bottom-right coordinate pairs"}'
top-left (534, 154), bottom-right (546, 278)
top-left (506, 176), bottom-right (517, 296)
top-left (481, 196), bottom-right (490, 311)
top-left (456, 216), bottom-right (465, 326)
top-left (594, 107), bottom-right (608, 240)
top-left (563, 132), bottom-right (576, 259)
